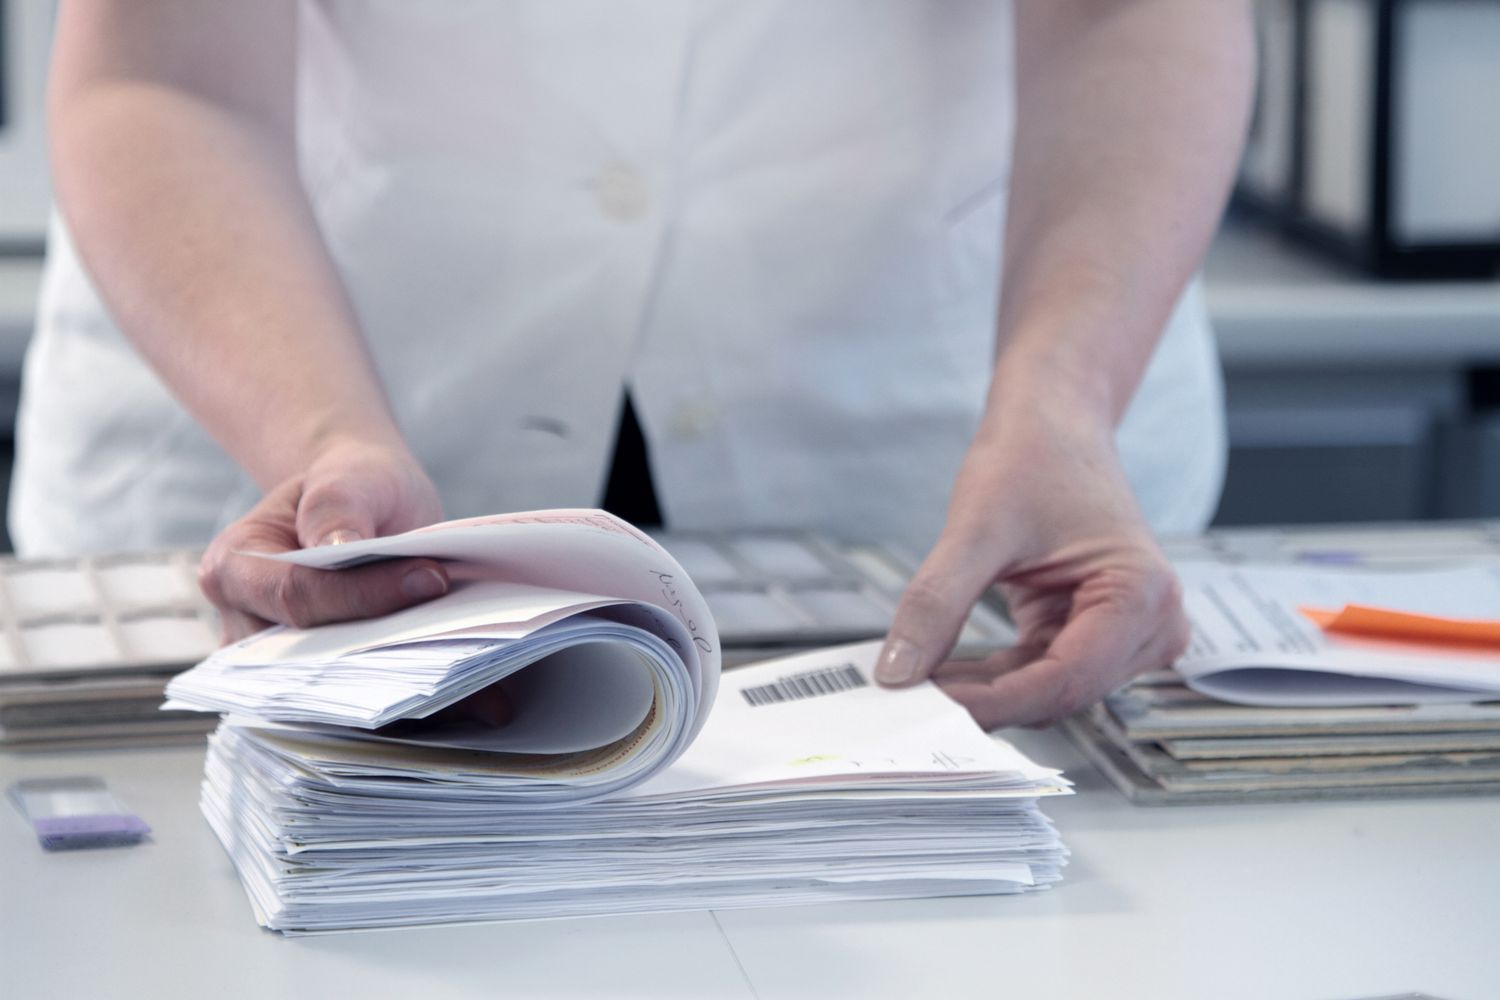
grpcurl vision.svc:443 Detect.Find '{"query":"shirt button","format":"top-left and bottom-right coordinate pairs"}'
top-left (594, 166), bottom-right (650, 221)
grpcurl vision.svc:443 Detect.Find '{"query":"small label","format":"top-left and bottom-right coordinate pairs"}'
top-left (32, 813), bottom-right (151, 851)
top-left (741, 663), bottom-right (868, 707)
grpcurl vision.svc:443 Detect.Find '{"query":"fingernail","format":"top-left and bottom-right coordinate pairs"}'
top-left (875, 638), bottom-right (921, 685)
top-left (401, 568), bottom-right (448, 601)
top-left (317, 529), bottom-right (363, 547)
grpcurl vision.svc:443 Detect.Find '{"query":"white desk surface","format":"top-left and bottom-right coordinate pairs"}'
top-left (3, 727), bottom-right (1496, 1000)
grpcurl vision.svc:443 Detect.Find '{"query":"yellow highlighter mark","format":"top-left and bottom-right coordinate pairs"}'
top-left (788, 754), bottom-right (841, 766)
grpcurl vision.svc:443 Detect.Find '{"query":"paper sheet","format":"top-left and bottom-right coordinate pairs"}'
top-left (1175, 561), bottom-right (1500, 706)
top-left (637, 643), bottom-right (1065, 797)
top-left (166, 510), bottom-right (719, 799)
top-left (271, 509), bottom-right (719, 735)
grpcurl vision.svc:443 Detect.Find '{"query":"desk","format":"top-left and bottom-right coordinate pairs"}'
top-left (3, 729), bottom-right (1495, 1000)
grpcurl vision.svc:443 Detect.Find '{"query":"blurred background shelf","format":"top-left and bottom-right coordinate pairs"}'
top-left (1207, 213), bottom-right (1500, 367)
top-left (1205, 213), bottom-right (1500, 526)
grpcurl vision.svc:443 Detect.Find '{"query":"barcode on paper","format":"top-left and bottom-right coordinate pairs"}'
top-left (740, 663), bottom-right (868, 707)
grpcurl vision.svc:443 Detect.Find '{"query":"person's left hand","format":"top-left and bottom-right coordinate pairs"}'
top-left (874, 402), bottom-right (1190, 729)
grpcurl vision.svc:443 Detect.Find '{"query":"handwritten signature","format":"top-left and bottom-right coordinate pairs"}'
top-left (652, 570), bottom-right (715, 654)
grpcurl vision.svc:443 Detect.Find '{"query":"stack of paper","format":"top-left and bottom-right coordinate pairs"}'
top-left (166, 511), bottom-right (1069, 932)
top-left (1065, 557), bottom-right (1500, 803)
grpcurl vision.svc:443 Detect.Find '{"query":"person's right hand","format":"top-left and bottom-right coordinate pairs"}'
top-left (198, 439), bottom-right (449, 643)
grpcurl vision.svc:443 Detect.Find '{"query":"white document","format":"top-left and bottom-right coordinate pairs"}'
top-left (166, 510), bottom-right (721, 800)
top-left (1175, 560), bottom-right (1500, 706)
top-left (638, 643), bottom-right (1066, 797)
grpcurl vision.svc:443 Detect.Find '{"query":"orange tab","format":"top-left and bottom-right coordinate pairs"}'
top-left (1300, 604), bottom-right (1500, 649)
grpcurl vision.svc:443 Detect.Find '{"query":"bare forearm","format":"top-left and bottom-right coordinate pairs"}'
top-left (990, 0), bottom-right (1254, 429)
top-left (50, 1), bottom-right (406, 488)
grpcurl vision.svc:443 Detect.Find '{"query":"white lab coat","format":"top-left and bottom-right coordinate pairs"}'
top-left (10, 0), bottom-right (1225, 558)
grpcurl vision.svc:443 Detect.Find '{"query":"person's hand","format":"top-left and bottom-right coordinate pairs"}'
top-left (874, 405), bottom-right (1190, 729)
top-left (199, 438), bottom-right (449, 643)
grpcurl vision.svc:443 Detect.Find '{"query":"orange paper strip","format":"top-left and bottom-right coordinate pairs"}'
top-left (1300, 604), bottom-right (1500, 649)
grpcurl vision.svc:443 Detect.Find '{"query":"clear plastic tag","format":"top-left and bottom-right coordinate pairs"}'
top-left (7, 776), bottom-right (151, 850)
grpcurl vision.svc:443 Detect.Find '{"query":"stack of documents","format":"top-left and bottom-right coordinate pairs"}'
top-left (166, 510), bottom-right (1069, 932)
top-left (1066, 555), bottom-right (1500, 803)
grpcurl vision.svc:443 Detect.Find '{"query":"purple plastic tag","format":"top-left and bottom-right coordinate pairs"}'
top-left (32, 813), bottom-right (152, 851)
top-left (8, 777), bottom-right (152, 851)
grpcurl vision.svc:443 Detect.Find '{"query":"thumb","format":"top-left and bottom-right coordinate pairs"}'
top-left (876, 539), bottom-right (994, 688)
top-left (296, 480), bottom-right (380, 549)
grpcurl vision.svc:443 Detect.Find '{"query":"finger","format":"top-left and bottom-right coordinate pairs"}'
top-left (296, 479), bottom-right (381, 549)
top-left (1000, 586), bottom-right (1072, 650)
top-left (937, 590), bottom-right (1184, 729)
top-left (930, 641), bottom-right (1048, 682)
top-left (217, 607), bottom-right (274, 645)
top-left (876, 535), bottom-right (997, 688)
top-left (213, 553), bottom-right (450, 630)
top-left (198, 486), bottom-right (302, 628)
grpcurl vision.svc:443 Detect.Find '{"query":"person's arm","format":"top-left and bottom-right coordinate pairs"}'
top-left (876, 0), bottom-right (1254, 727)
top-left (51, 0), bottom-right (448, 638)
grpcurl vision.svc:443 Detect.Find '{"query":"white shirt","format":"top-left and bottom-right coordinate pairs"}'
top-left (10, 0), bottom-right (1225, 558)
